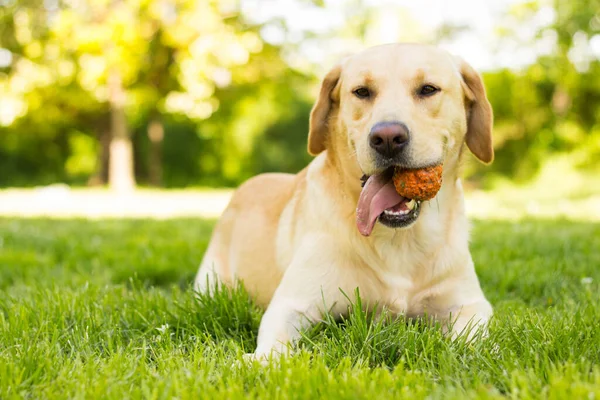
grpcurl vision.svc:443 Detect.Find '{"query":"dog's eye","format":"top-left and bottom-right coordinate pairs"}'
top-left (353, 87), bottom-right (371, 99)
top-left (419, 84), bottom-right (439, 96)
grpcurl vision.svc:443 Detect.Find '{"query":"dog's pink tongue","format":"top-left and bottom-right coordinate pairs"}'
top-left (356, 173), bottom-right (405, 236)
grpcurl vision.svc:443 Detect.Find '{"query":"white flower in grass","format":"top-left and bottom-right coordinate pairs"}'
top-left (156, 323), bottom-right (170, 334)
top-left (581, 277), bottom-right (593, 285)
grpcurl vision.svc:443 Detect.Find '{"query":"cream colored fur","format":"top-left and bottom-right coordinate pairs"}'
top-left (195, 43), bottom-right (494, 359)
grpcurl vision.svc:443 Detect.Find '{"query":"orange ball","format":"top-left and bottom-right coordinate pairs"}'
top-left (392, 165), bottom-right (443, 201)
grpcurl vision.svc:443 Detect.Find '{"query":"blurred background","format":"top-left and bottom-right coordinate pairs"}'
top-left (0, 0), bottom-right (598, 220)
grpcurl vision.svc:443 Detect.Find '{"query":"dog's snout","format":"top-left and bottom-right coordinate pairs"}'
top-left (369, 121), bottom-right (410, 158)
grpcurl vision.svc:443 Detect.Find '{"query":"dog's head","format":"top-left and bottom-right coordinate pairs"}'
top-left (308, 44), bottom-right (493, 236)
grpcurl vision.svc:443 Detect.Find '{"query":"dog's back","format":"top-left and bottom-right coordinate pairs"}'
top-left (195, 172), bottom-right (298, 306)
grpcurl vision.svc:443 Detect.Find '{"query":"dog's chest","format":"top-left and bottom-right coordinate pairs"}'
top-left (361, 237), bottom-right (441, 317)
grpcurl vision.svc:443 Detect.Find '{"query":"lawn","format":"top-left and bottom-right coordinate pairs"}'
top-left (1, 217), bottom-right (599, 399)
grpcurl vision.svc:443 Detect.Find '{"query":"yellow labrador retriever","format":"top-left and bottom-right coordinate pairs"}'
top-left (195, 43), bottom-right (494, 359)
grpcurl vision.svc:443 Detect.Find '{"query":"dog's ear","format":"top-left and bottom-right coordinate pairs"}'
top-left (457, 58), bottom-right (494, 164)
top-left (308, 65), bottom-right (342, 156)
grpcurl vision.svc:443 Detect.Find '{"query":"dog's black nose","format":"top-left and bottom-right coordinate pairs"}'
top-left (369, 121), bottom-right (409, 158)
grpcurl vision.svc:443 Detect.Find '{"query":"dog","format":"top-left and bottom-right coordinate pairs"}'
top-left (195, 43), bottom-right (494, 359)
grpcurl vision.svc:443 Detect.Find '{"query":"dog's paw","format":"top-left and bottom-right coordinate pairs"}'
top-left (240, 349), bottom-right (291, 367)
top-left (241, 352), bottom-right (270, 366)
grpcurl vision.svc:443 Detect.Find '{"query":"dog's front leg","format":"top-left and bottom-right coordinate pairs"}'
top-left (445, 298), bottom-right (493, 340)
top-left (251, 295), bottom-right (321, 359)
top-left (247, 235), bottom-right (356, 361)
top-left (432, 278), bottom-right (493, 340)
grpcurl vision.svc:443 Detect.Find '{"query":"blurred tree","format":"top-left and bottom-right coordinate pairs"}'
top-left (1, 0), bottom-right (598, 188)
top-left (0, 0), bottom-right (109, 185)
top-left (475, 0), bottom-right (600, 182)
top-left (0, 0), bottom-right (269, 188)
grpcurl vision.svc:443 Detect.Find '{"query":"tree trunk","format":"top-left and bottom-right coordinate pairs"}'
top-left (87, 126), bottom-right (110, 186)
top-left (147, 117), bottom-right (164, 186)
top-left (107, 67), bottom-right (135, 192)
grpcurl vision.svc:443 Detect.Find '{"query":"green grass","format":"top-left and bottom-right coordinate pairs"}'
top-left (1, 218), bottom-right (599, 399)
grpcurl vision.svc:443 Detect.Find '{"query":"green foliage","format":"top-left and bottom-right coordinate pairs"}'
top-left (0, 0), bottom-right (599, 187)
top-left (1, 218), bottom-right (600, 398)
top-left (466, 0), bottom-right (600, 183)
top-left (1, 0), bottom-right (297, 187)
top-left (477, 58), bottom-right (600, 182)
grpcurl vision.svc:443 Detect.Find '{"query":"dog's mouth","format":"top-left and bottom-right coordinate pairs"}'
top-left (356, 167), bottom-right (421, 236)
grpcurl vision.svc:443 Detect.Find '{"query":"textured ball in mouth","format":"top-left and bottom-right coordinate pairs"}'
top-left (356, 168), bottom-right (422, 236)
